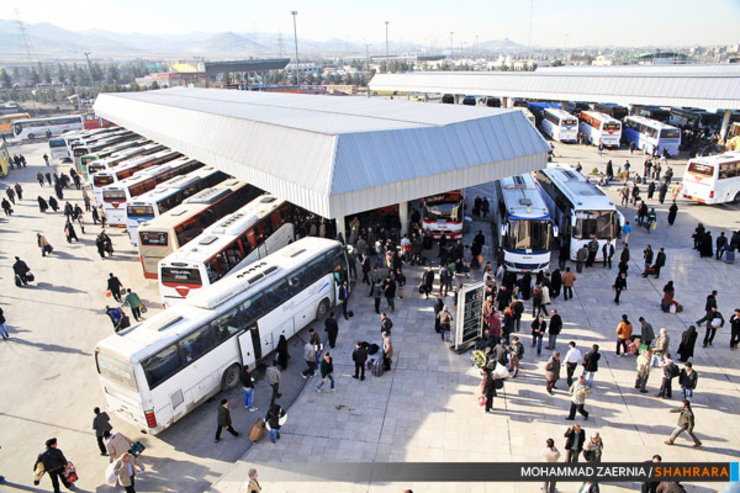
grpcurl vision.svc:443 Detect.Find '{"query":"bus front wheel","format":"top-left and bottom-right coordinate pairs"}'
top-left (220, 364), bottom-right (241, 391)
top-left (28, 133), bottom-right (35, 139)
top-left (316, 299), bottom-right (330, 319)
top-left (734, 192), bottom-right (740, 204)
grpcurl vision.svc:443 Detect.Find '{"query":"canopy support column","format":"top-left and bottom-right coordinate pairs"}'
top-left (335, 216), bottom-right (346, 243)
top-left (399, 201), bottom-right (409, 236)
top-left (720, 108), bottom-right (732, 143)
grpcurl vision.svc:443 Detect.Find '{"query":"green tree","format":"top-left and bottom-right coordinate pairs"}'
top-left (106, 64), bottom-right (120, 84)
top-left (56, 63), bottom-right (68, 84)
top-left (30, 67), bottom-right (41, 85)
top-left (0, 68), bottom-right (11, 89)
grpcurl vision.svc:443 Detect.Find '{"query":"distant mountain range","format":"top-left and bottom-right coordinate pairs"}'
top-left (0, 19), bottom-right (527, 61)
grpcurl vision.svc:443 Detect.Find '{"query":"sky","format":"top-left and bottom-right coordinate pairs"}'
top-left (2, 0), bottom-right (739, 47)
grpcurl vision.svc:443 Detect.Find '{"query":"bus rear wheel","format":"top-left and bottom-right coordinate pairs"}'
top-left (220, 364), bottom-right (241, 391)
top-left (734, 192), bottom-right (740, 204)
top-left (28, 133), bottom-right (35, 139)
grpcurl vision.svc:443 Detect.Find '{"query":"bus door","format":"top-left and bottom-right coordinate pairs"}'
top-left (237, 324), bottom-right (258, 368)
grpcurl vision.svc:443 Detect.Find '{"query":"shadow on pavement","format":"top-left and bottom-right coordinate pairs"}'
top-left (6, 337), bottom-right (91, 356)
top-left (50, 251), bottom-right (93, 262)
top-left (0, 411), bottom-right (93, 436)
top-left (33, 282), bottom-right (87, 294)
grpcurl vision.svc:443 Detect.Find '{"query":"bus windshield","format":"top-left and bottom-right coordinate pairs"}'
top-left (573, 211), bottom-right (616, 240)
top-left (96, 351), bottom-right (138, 391)
top-left (504, 220), bottom-right (552, 251)
top-left (562, 119), bottom-right (577, 126)
top-left (127, 205), bottom-right (155, 218)
top-left (424, 198), bottom-right (462, 222)
top-left (49, 138), bottom-right (66, 148)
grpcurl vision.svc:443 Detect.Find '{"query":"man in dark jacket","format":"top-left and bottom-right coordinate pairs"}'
top-left (679, 363), bottom-right (698, 400)
top-left (730, 308), bottom-right (740, 350)
top-left (240, 364), bottom-right (257, 412)
top-left (637, 317), bottom-right (655, 345)
top-left (92, 407), bottom-right (113, 455)
top-left (492, 340), bottom-right (508, 366)
top-left (546, 309), bottom-right (563, 350)
top-left (214, 399), bottom-right (239, 443)
top-left (352, 341), bottom-right (367, 380)
top-left (613, 272), bottom-right (627, 305)
top-left (433, 295), bottom-right (444, 333)
top-left (324, 312), bottom-right (339, 348)
top-left (656, 354), bottom-right (678, 399)
top-left (12, 256), bottom-right (30, 286)
top-left (421, 266), bottom-right (435, 299)
top-left (695, 290), bottom-right (718, 327)
top-left (361, 254), bottom-right (372, 285)
top-left (601, 239), bottom-right (615, 268)
top-left (34, 438), bottom-right (69, 492)
top-left (564, 424), bottom-right (586, 463)
top-left (531, 315), bottom-right (547, 356)
top-left (585, 238), bottom-right (599, 268)
top-left (338, 280), bottom-right (350, 319)
top-left (702, 307), bottom-right (724, 347)
top-left (581, 344), bottom-right (601, 387)
top-left (316, 352), bottom-right (335, 392)
top-left (652, 248), bottom-right (667, 279)
top-left (107, 273), bottom-right (124, 303)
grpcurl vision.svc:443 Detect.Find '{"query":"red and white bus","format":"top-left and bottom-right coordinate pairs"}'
top-left (681, 151), bottom-right (740, 205)
top-left (422, 191), bottom-right (465, 240)
top-left (158, 195), bottom-right (295, 307)
top-left (101, 157), bottom-right (204, 226)
top-left (86, 143), bottom-right (168, 178)
top-left (137, 180), bottom-right (263, 278)
top-left (92, 149), bottom-right (182, 206)
top-left (579, 111), bottom-right (622, 148)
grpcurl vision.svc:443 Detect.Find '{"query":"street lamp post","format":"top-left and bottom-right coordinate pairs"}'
top-left (83, 52), bottom-right (94, 87)
top-left (290, 11), bottom-right (300, 86)
top-left (366, 43), bottom-right (372, 98)
top-left (385, 21), bottom-right (390, 59)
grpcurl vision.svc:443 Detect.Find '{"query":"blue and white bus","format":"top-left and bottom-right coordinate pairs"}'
top-left (495, 174), bottom-right (556, 273)
top-left (540, 108), bottom-right (579, 143)
top-left (534, 164), bottom-right (624, 261)
top-left (623, 116), bottom-right (681, 157)
top-left (125, 167), bottom-right (230, 246)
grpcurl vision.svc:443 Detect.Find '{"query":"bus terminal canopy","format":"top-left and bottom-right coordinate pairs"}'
top-left (369, 65), bottom-right (740, 111)
top-left (93, 87), bottom-right (549, 219)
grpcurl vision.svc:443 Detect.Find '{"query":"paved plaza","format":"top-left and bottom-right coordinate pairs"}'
top-left (1, 140), bottom-right (738, 493)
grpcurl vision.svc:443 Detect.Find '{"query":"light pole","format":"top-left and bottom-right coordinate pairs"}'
top-left (83, 52), bottom-right (94, 87)
top-left (385, 21), bottom-right (389, 59)
top-left (366, 43), bottom-right (372, 98)
top-left (290, 11), bottom-right (300, 86)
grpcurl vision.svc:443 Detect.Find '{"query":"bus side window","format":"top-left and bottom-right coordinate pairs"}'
top-left (142, 344), bottom-right (182, 389)
top-left (239, 293), bottom-right (265, 327)
top-left (287, 267), bottom-right (308, 295)
top-left (179, 325), bottom-right (214, 363)
top-left (263, 279), bottom-right (290, 313)
top-left (212, 306), bottom-right (242, 344)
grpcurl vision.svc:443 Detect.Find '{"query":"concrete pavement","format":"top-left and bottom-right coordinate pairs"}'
top-left (1, 139), bottom-right (738, 493)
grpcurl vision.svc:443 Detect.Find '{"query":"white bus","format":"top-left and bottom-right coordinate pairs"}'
top-left (86, 143), bottom-right (168, 179)
top-left (101, 157), bottom-right (204, 227)
top-left (159, 196), bottom-right (295, 307)
top-left (12, 114), bottom-right (83, 139)
top-left (63, 127), bottom-right (120, 160)
top-left (623, 116), bottom-right (681, 157)
top-left (495, 174), bottom-right (556, 273)
top-left (518, 108), bottom-right (536, 127)
top-left (137, 180), bottom-right (263, 278)
top-left (534, 164), bottom-right (624, 261)
top-left (92, 149), bottom-right (182, 206)
top-left (681, 151), bottom-right (740, 205)
top-left (126, 168), bottom-right (230, 246)
top-left (579, 111), bottom-right (622, 148)
top-left (95, 237), bottom-right (348, 434)
top-left (48, 137), bottom-right (69, 161)
top-left (540, 108), bottom-right (578, 143)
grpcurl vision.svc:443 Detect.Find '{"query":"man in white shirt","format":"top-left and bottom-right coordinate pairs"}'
top-left (563, 341), bottom-right (583, 387)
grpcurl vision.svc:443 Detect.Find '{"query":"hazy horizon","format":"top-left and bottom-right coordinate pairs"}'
top-left (3, 0), bottom-right (739, 49)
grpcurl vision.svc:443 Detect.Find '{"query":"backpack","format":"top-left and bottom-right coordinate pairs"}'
top-left (669, 363), bottom-right (680, 379)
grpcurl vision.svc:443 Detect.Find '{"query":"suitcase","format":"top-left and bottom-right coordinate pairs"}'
top-left (15, 275), bottom-right (22, 287)
top-left (128, 441), bottom-right (145, 457)
top-left (372, 358), bottom-right (385, 377)
top-left (248, 418), bottom-right (266, 442)
top-left (627, 340), bottom-right (638, 355)
top-left (26, 272), bottom-right (35, 282)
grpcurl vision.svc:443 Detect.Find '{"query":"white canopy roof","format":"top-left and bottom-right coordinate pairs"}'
top-left (369, 65), bottom-right (740, 110)
top-left (94, 87), bottom-right (549, 219)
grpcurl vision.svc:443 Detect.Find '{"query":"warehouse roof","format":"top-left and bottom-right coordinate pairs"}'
top-left (369, 64), bottom-right (740, 110)
top-left (94, 87), bottom-right (549, 219)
